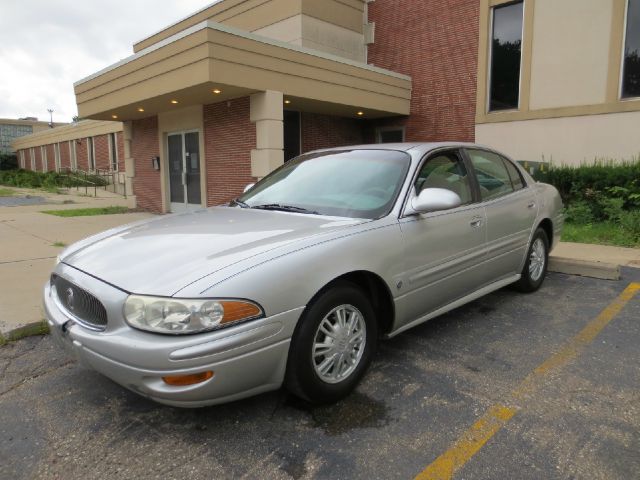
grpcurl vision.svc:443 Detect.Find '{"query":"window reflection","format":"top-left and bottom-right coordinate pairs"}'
top-left (622, 0), bottom-right (640, 98)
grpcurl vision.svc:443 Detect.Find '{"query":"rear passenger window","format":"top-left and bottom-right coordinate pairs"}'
top-left (503, 158), bottom-right (525, 190)
top-left (466, 149), bottom-right (514, 201)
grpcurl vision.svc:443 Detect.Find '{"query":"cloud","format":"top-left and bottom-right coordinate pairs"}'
top-left (0, 0), bottom-right (213, 122)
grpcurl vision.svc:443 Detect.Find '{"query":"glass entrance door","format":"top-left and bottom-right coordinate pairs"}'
top-left (168, 131), bottom-right (201, 212)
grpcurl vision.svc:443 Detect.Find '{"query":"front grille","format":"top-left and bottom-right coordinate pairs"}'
top-left (52, 274), bottom-right (108, 330)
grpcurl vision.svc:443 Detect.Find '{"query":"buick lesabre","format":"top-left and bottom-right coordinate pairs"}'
top-left (44, 143), bottom-right (563, 406)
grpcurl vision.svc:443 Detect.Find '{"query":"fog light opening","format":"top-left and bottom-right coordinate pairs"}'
top-left (162, 371), bottom-right (214, 386)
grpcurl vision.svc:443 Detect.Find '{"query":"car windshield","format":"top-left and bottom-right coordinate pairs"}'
top-left (236, 149), bottom-right (411, 219)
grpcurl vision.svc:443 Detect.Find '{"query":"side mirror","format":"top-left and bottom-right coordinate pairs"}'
top-left (411, 188), bottom-right (462, 213)
top-left (243, 183), bottom-right (255, 193)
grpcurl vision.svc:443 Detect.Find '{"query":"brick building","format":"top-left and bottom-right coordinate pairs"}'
top-left (13, 120), bottom-right (124, 176)
top-left (13, 0), bottom-right (640, 213)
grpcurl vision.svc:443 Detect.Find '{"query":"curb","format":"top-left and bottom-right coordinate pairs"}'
top-left (0, 320), bottom-right (50, 345)
top-left (548, 256), bottom-right (621, 281)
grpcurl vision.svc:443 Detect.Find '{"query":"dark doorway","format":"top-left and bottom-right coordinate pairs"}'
top-left (284, 110), bottom-right (301, 161)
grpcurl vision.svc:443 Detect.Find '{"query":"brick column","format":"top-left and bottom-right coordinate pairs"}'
top-left (250, 90), bottom-right (284, 179)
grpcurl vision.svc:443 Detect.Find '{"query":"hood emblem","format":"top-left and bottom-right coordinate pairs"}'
top-left (66, 287), bottom-right (75, 311)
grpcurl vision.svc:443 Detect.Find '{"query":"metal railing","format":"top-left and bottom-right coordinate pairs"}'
top-left (58, 167), bottom-right (127, 198)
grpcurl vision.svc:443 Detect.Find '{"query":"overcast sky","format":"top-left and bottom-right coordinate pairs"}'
top-left (0, 0), bottom-right (215, 123)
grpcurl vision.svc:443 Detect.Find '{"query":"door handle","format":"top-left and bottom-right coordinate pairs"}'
top-left (527, 201), bottom-right (536, 209)
top-left (470, 216), bottom-right (483, 228)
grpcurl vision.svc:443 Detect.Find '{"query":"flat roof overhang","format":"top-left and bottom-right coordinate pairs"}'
top-left (74, 21), bottom-right (412, 121)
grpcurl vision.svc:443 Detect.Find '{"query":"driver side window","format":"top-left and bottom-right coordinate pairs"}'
top-left (415, 151), bottom-right (472, 205)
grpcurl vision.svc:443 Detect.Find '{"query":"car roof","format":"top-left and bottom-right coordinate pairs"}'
top-left (307, 142), bottom-right (487, 157)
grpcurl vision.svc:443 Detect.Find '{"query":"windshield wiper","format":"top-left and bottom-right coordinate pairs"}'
top-left (230, 198), bottom-right (249, 208)
top-left (252, 203), bottom-right (320, 215)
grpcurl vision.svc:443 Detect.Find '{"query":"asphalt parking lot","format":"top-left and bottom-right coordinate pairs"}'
top-left (1, 269), bottom-right (639, 480)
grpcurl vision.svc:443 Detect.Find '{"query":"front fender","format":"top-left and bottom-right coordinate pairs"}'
top-left (178, 221), bottom-right (405, 319)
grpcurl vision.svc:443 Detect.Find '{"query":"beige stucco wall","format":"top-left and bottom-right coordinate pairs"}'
top-left (134, 0), bottom-right (365, 53)
top-left (529, 0), bottom-right (613, 110)
top-left (475, 111), bottom-right (640, 165)
top-left (253, 14), bottom-right (366, 61)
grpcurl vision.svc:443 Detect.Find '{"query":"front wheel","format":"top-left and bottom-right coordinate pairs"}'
top-left (515, 227), bottom-right (549, 292)
top-left (285, 282), bottom-right (377, 404)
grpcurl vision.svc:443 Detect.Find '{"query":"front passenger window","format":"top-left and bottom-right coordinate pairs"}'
top-left (415, 151), bottom-right (472, 205)
top-left (467, 149), bottom-right (514, 201)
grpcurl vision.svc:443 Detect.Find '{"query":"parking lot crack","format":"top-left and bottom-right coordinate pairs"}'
top-left (0, 359), bottom-right (73, 398)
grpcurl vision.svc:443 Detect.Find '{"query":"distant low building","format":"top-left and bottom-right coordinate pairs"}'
top-left (0, 117), bottom-right (67, 155)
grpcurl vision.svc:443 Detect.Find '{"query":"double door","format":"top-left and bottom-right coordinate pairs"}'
top-left (168, 131), bottom-right (201, 212)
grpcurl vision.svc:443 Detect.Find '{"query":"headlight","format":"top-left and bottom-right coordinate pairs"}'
top-left (123, 295), bottom-right (263, 334)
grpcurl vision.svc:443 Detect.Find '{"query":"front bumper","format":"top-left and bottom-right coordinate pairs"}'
top-left (44, 264), bottom-right (304, 407)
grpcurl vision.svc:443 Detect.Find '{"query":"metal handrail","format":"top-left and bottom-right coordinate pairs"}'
top-left (57, 167), bottom-right (127, 198)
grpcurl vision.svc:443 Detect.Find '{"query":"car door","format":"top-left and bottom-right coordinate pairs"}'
top-left (464, 148), bottom-right (537, 281)
top-left (397, 149), bottom-right (487, 325)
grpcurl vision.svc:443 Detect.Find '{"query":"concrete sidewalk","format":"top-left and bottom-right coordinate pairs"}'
top-left (549, 242), bottom-right (640, 280)
top-left (0, 188), bottom-right (153, 337)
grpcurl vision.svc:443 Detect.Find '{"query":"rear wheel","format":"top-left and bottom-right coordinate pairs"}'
top-left (285, 282), bottom-right (377, 404)
top-left (515, 227), bottom-right (549, 292)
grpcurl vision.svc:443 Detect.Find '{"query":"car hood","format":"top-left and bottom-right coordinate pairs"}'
top-left (62, 207), bottom-right (365, 296)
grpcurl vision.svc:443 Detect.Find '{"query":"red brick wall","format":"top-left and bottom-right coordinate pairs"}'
top-left (203, 97), bottom-right (256, 206)
top-left (94, 134), bottom-right (110, 171)
top-left (76, 139), bottom-right (88, 171)
top-left (367, 0), bottom-right (479, 142)
top-left (301, 113), bottom-right (365, 153)
top-left (117, 132), bottom-right (126, 172)
top-left (60, 141), bottom-right (71, 169)
top-left (45, 144), bottom-right (55, 171)
top-left (132, 116), bottom-right (162, 212)
top-left (34, 147), bottom-right (42, 172)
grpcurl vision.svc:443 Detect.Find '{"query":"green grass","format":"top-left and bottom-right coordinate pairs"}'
top-left (42, 206), bottom-right (130, 217)
top-left (52, 241), bottom-right (67, 247)
top-left (0, 320), bottom-right (50, 346)
top-left (0, 187), bottom-right (16, 196)
top-left (563, 222), bottom-right (640, 248)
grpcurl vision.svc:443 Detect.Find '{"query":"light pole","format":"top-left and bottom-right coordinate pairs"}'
top-left (47, 108), bottom-right (54, 128)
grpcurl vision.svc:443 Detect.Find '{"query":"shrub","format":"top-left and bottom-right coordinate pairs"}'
top-left (533, 157), bottom-right (640, 223)
top-left (0, 169), bottom-right (109, 189)
top-left (533, 157), bottom-right (640, 209)
top-left (564, 201), bottom-right (594, 224)
top-left (0, 154), bottom-right (18, 170)
top-left (618, 210), bottom-right (640, 239)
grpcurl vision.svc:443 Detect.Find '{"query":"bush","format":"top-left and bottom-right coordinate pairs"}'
top-left (533, 157), bottom-right (640, 211)
top-left (618, 210), bottom-right (640, 238)
top-left (0, 169), bottom-right (108, 190)
top-left (0, 154), bottom-right (18, 170)
top-left (564, 201), bottom-right (594, 224)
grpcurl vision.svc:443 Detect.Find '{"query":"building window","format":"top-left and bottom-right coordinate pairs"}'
top-left (54, 143), bottom-right (61, 172)
top-left (108, 132), bottom-right (119, 171)
top-left (489, 1), bottom-right (524, 111)
top-left (622, 0), bottom-right (640, 98)
top-left (376, 127), bottom-right (405, 143)
top-left (69, 141), bottom-right (78, 170)
top-left (284, 110), bottom-right (301, 161)
top-left (87, 137), bottom-right (95, 171)
top-left (41, 146), bottom-right (47, 172)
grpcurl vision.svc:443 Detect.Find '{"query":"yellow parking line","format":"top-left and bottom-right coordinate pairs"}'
top-left (414, 282), bottom-right (640, 480)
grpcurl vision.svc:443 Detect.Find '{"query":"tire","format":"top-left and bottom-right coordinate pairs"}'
top-left (515, 227), bottom-right (549, 293)
top-left (285, 281), bottom-right (378, 404)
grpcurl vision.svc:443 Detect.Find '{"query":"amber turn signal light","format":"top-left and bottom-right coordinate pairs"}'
top-left (162, 371), bottom-right (214, 386)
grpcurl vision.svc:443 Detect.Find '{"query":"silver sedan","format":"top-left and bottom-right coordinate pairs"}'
top-left (44, 143), bottom-right (563, 407)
